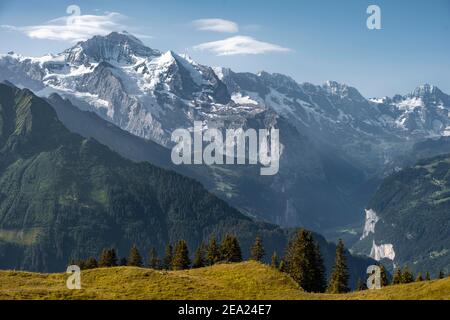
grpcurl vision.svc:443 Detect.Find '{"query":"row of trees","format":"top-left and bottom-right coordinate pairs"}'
top-left (392, 267), bottom-right (446, 284)
top-left (70, 229), bottom-right (447, 294)
top-left (71, 234), bottom-right (246, 271)
top-left (70, 230), bottom-right (349, 293)
top-left (356, 265), bottom-right (446, 291)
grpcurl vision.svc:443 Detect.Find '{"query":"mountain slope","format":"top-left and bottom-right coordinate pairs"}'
top-left (46, 93), bottom-right (178, 172)
top-left (353, 154), bottom-right (450, 275)
top-left (47, 93), bottom-right (370, 230)
top-left (1, 261), bottom-right (448, 300)
top-left (0, 82), bottom-right (285, 271)
top-left (2, 32), bottom-right (449, 233)
top-left (0, 83), bottom-right (374, 286)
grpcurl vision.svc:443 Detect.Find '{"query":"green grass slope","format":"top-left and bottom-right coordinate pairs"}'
top-left (0, 261), bottom-right (448, 300)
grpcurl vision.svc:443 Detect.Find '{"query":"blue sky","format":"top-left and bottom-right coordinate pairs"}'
top-left (0, 0), bottom-right (449, 97)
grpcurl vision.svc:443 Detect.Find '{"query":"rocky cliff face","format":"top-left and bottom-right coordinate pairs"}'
top-left (352, 155), bottom-right (450, 275)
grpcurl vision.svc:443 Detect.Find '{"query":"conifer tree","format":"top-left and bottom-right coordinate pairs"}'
top-left (206, 237), bottom-right (221, 265)
top-left (250, 236), bottom-right (265, 262)
top-left (416, 272), bottom-right (423, 282)
top-left (312, 243), bottom-right (327, 293)
top-left (392, 267), bottom-right (403, 284)
top-left (284, 230), bottom-right (309, 289)
top-left (148, 247), bottom-right (161, 269)
top-left (356, 278), bottom-right (367, 291)
top-left (285, 229), bottom-right (326, 293)
top-left (379, 264), bottom-right (389, 286)
top-left (99, 248), bottom-right (118, 267)
top-left (127, 244), bottom-right (143, 267)
top-left (192, 243), bottom-right (206, 268)
top-left (163, 244), bottom-right (173, 270)
top-left (220, 234), bottom-right (242, 263)
top-left (402, 266), bottom-right (414, 284)
top-left (79, 260), bottom-right (87, 270)
top-left (279, 259), bottom-right (286, 273)
top-left (85, 257), bottom-right (98, 269)
top-left (172, 240), bottom-right (191, 270)
top-left (271, 252), bottom-right (279, 269)
top-left (327, 239), bottom-right (350, 294)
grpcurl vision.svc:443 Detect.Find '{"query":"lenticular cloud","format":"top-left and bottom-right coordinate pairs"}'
top-left (1, 11), bottom-right (128, 42)
top-left (194, 35), bottom-right (291, 56)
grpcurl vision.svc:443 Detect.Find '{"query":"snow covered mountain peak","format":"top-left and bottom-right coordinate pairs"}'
top-left (322, 80), bottom-right (365, 102)
top-left (409, 84), bottom-right (445, 101)
top-left (212, 66), bottom-right (231, 81)
top-left (1, 31), bottom-right (450, 164)
top-left (63, 31), bottom-right (161, 65)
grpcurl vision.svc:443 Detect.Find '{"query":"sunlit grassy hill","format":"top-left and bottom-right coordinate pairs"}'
top-left (0, 261), bottom-right (448, 300)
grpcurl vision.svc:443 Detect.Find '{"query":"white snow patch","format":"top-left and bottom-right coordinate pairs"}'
top-left (396, 97), bottom-right (425, 111)
top-left (231, 93), bottom-right (258, 105)
top-left (443, 126), bottom-right (450, 136)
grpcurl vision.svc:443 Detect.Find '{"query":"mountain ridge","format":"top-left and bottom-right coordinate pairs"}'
top-left (1, 31), bottom-right (449, 232)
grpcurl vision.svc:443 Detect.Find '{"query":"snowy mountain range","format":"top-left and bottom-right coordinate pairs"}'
top-left (1, 31), bottom-right (450, 232)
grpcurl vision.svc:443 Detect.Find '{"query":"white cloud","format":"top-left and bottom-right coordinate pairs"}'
top-left (193, 36), bottom-right (291, 56)
top-left (1, 11), bottom-right (134, 42)
top-left (192, 18), bottom-right (239, 33)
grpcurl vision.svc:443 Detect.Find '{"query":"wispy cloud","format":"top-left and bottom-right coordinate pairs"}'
top-left (193, 36), bottom-right (291, 56)
top-left (0, 9), bottom-right (140, 42)
top-left (192, 18), bottom-right (239, 33)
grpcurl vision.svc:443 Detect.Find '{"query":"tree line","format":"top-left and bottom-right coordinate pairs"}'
top-left (70, 229), bottom-right (447, 294)
top-left (356, 264), bottom-right (446, 291)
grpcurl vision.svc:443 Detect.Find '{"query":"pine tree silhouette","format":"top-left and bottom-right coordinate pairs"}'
top-left (220, 234), bottom-right (242, 263)
top-left (192, 243), bottom-right (206, 268)
top-left (379, 264), bottom-right (389, 286)
top-left (148, 247), bottom-right (161, 269)
top-left (127, 244), bottom-right (143, 267)
top-left (271, 252), bottom-right (279, 269)
top-left (402, 266), bottom-right (414, 284)
top-left (85, 257), bottom-right (98, 269)
top-left (250, 236), bottom-right (265, 262)
top-left (285, 229), bottom-right (326, 293)
top-left (99, 248), bottom-right (118, 267)
top-left (326, 239), bottom-right (350, 294)
top-left (392, 267), bottom-right (403, 284)
top-left (172, 240), bottom-right (191, 270)
top-left (206, 237), bottom-right (221, 266)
